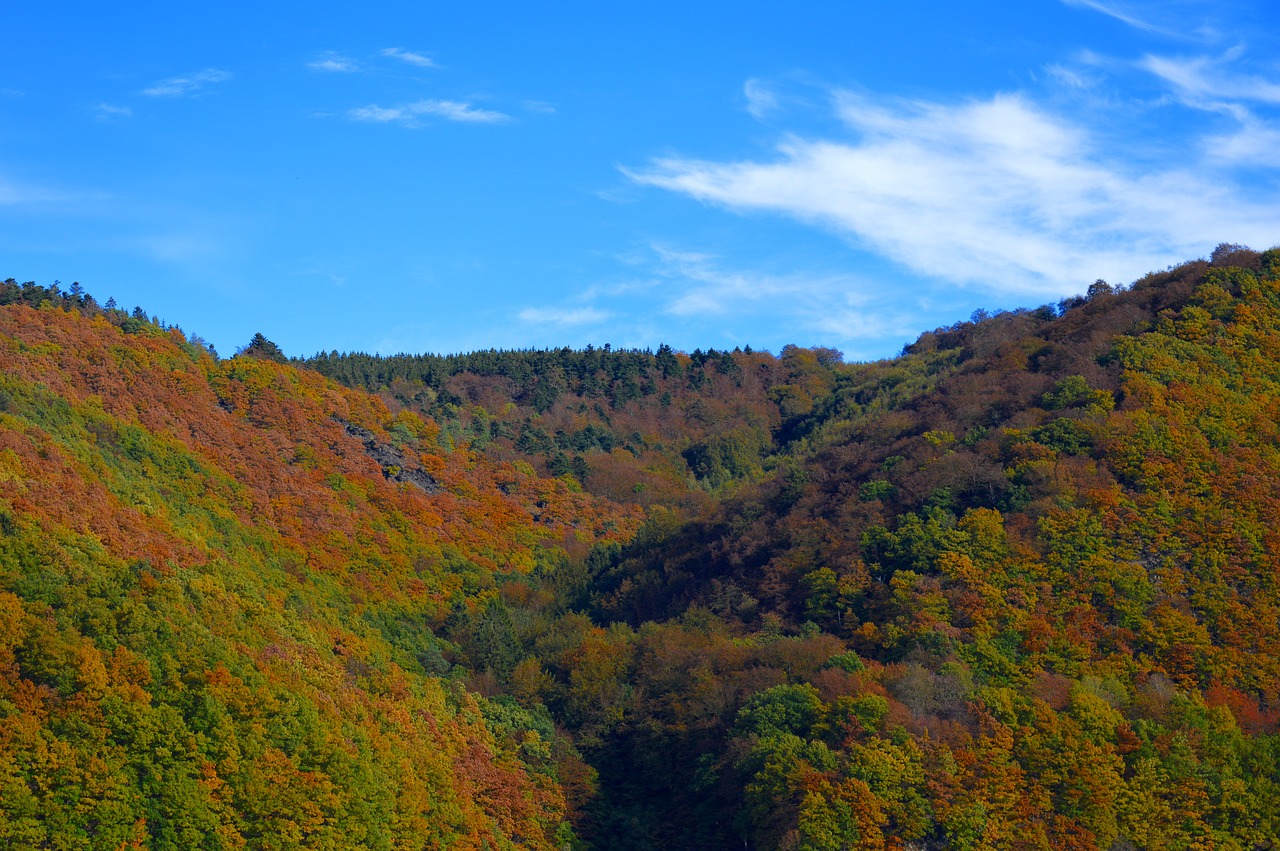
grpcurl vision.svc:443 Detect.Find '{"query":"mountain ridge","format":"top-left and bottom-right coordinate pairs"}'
top-left (2, 246), bottom-right (1280, 849)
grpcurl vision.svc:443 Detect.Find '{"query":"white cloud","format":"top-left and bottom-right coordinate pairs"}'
top-left (744, 79), bottom-right (779, 119)
top-left (627, 91), bottom-right (1280, 296)
top-left (349, 105), bottom-right (406, 122)
top-left (1204, 120), bottom-right (1280, 164)
top-left (1132, 51), bottom-right (1280, 164)
top-left (646, 246), bottom-right (915, 342)
top-left (513, 247), bottom-right (924, 356)
top-left (422, 100), bottom-right (509, 123)
top-left (1044, 64), bottom-right (1098, 90)
top-left (308, 52), bottom-right (358, 73)
top-left (94, 103), bottom-right (132, 119)
top-left (381, 47), bottom-right (437, 68)
top-left (1141, 53), bottom-right (1280, 105)
top-left (1059, 0), bottom-right (1182, 38)
top-left (518, 306), bottom-right (613, 326)
top-left (142, 68), bottom-right (232, 97)
top-left (653, 246), bottom-right (788, 316)
top-left (349, 98), bottom-right (509, 125)
top-left (524, 100), bottom-right (557, 114)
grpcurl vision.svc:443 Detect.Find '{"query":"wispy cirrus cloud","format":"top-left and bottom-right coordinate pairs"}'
top-left (627, 90), bottom-right (1280, 296)
top-left (381, 47), bottom-right (437, 68)
top-left (648, 247), bottom-right (920, 345)
top-left (1044, 62), bottom-right (1103, 90)
top-left (654, 246), bottom-right (809, 316)
top-left (308, 52), bottom-right (358, 73)
top-left (349, 98), bottom-right (509, 125)
top-left (744, 79), bottom-right (780, 119)
top-left (515, 246), bottom-right (926, 356)
top-left (1203, 119), bottom-right (1280, 164)
top-left (518, 306), bottom-right (613, 326)
top-left (93, 103), bottom-right (132, 120)
top-left (1042, 7), bottom-right (1280, 167)
top-left (1133, 50), bottom-right (1280, 164)
top-left (1060, 0), bottom-right (1178, 37)
top-left (1141, 52), bottom-right (1280, 106)
top-left (141, 68), bottom-right (232, 97)
top-left (1060, 0), bottom-right (1244, 44)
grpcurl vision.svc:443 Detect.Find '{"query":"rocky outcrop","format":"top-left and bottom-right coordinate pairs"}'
top-left (338, 419), bottom-right (439, 494)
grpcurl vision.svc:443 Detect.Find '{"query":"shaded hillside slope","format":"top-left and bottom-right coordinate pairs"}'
top-left (432, 247), bottom-right (1280, 849)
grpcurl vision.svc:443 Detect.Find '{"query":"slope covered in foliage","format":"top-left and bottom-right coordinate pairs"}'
top-left (5, 244), bottom-right (1280, 850)
top-left (304, 341), bottom-right (843, 510)
top-left (477, 246), bottom-right (1280, 850)
top-left (305, 247), bottom-right (1280, 849)
top-left (0, 286), bottom-right (639, 849)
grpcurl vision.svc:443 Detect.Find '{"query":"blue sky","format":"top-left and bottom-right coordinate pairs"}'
top-left (3, 1), bottom-right (1278, 360)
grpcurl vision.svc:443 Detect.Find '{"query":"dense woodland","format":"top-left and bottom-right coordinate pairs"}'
top-left (2, 244), bottom-right (1280, 849)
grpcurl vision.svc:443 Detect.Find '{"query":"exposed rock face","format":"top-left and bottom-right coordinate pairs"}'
top-left (339, 419), bottom-right (439, 494)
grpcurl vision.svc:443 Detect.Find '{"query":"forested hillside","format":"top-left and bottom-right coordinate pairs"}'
top-left (304, 340), bottom-right (843, 510)
top-left (0, 283), bottom-right (638, 849)
top-left (3, 244), bottom-right (1280, 850)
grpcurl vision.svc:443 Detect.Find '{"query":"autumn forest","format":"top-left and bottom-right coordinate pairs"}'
top-left (2, 244), bottom-right (1280, 849)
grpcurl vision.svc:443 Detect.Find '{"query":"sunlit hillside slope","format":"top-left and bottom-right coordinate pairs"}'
top-left (0, 285), bottom-right (639, 849)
